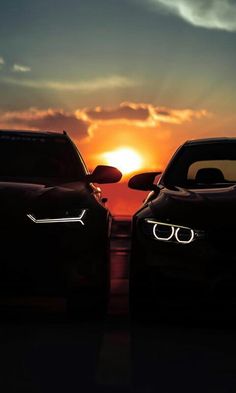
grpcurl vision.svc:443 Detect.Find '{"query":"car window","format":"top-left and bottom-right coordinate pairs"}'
top-left (0, 134), bottom-right (86, 182)
top-left (188, 160), bottom-right (236, 182)
top-left (162, 142), bottom-right (236, 188)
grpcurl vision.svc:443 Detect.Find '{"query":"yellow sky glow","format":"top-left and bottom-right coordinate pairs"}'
top-left (102, 147), bottom-right (143, 175)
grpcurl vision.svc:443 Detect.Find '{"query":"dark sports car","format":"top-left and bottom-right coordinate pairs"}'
top-left (128, 137), bottom-right (236, 315)
top-left (0, 129), bottom-right (122, 316)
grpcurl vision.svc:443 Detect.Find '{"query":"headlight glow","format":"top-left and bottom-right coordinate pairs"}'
top-left (27, 209), bottom-right (87, 225)
top-left (145, 219), bottom-right (198, 244)
top-left (175, 227), bottom-right (194, 244)
top-left (153, 223), bottom-right (175, 241)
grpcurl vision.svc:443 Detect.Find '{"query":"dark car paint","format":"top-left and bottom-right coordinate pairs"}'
top-left (129, 138), bottom-right (236, 309)
top-left (0, 130), bottom-right (119, 311)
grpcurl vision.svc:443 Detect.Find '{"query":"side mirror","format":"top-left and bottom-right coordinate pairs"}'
top-left (128, 172), bottom-right (162, 191)
top-left (86, 165), bottom-right (122, 184)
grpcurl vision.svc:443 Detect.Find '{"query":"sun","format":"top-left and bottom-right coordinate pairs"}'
top-left (102, 147), bottom-right (143, 175)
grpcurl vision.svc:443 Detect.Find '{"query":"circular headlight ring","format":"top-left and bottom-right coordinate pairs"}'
top-left (153, 223), bottom-right (175, 241)
top-left (175, 227), bottom-right (194, 244)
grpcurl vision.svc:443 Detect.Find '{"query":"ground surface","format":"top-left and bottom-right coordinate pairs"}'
top-left (1, 218), bottom-right (236, 392)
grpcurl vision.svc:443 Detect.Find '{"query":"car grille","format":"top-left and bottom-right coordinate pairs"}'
top-left (207, 227), bottom-right (236, 253)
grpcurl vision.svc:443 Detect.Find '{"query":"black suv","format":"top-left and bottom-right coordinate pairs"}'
top-left (0, 129), bottom-right (122, 316)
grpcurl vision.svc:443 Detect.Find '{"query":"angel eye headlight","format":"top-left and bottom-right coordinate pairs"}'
top-left (145, 219), bottom-right (197, 244)
top-left (175, 227), bottom-right (194, 244)
top-left (153, 223), bottom-right (174, 241)
top-left (27, 209), bottom-right (87, 225)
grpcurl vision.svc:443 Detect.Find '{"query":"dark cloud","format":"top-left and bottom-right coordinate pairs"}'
top-left (155, 110), bottom-right (171, 116)
top-left (86, 104), bottom-right (150, 121)
top-left (0, 110), bottom-right (90, 139)
top-left (26, 112), bottom-right (89, 138)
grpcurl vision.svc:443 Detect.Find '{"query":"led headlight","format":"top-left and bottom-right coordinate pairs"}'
top-left (27, 209), bottom-right (87, 225)
top-left (144, 219), bottom-right (199, 244)
top-left (153, 223), bottom-right (174, 241)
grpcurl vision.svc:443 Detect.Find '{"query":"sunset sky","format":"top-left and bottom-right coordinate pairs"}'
top-left (1, 0), bottom-right (236, 214)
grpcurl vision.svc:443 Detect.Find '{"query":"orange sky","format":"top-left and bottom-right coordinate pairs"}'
top-left (1, 102), bottom-right (236, 215)
top-left (72, 103), bottom-right (236, 215)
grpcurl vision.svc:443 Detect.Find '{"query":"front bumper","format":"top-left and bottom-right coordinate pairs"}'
top-left (132, 225), bottom-right (236, 304)
top-left (0, 220), bottom-right (109, 296)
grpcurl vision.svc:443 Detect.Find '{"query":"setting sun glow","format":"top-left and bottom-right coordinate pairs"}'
top-left (102, 147), bottom-right (143, 175)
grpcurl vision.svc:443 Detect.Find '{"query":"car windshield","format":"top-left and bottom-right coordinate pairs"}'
top-left (0, 133), bottom-right (87, 182)
top-left (162, 141), bottom-right (236, 188)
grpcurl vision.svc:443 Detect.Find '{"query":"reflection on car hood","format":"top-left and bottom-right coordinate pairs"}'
top-left (150, 185), bottom-right (236, 229)
top-left (0, 181), bottom-right (93, 217)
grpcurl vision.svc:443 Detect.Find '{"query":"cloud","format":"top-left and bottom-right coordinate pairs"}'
top-left (148, 0), bottom-right (236, 31)
top-left (12, 64), bottom-right (31, 73)
top-left (0, 103), bottom-right (209, 146)
top-left (76, 102), bottom-right (209, 128)
top-left (0, 57), bottom-right (5, 70)
top-left (2, 75), bottom-right (138, 91)
top-left (153, 107), bottom-right (209, 124)
top-left (85, 103), bottom-right (149, 121)
top-left (0, 108), bottom-right (90, 139)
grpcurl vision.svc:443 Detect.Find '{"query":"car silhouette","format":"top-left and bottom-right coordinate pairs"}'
top-left (128, 137), bottom-right (236, 316)
top-left (0, 129), bottom-right (122, 317)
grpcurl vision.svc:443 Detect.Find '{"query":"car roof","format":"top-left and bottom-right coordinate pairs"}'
top-left (184, 137), bottom-right (236, 146)
top-left (0, 129), bottom-right (68, 139)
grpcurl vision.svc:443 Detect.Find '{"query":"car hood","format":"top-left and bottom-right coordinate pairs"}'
top-left (0, 181), bottom-right (94, 217)
top-left (149, 185), bottom-right (236, 229)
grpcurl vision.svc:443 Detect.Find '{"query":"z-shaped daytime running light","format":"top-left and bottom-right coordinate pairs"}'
top-left (27, 209), bottom-right (86, 225)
